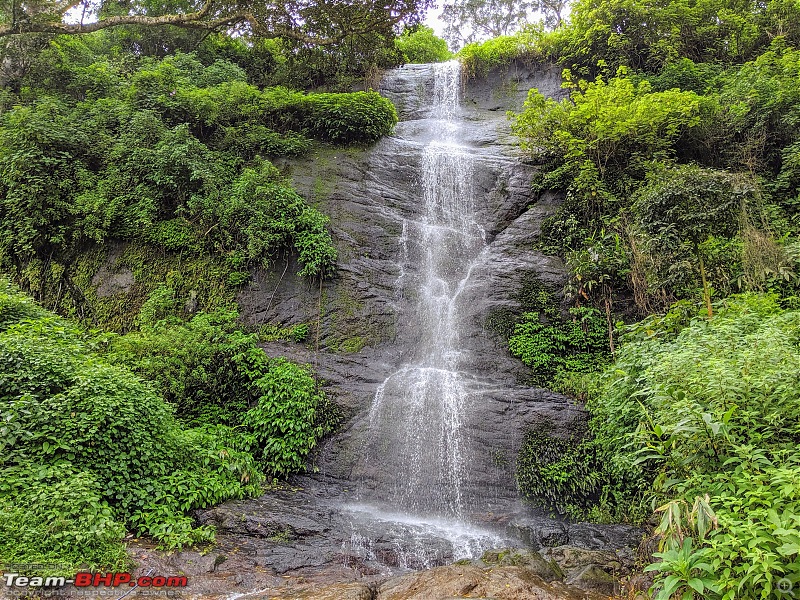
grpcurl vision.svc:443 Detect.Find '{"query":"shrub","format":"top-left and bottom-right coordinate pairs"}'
top-left (0, 465), bottom-right (128, 574)
top-left (300, 91), bottom-right (398, 144)
top-left (110, 308), bottom-right (266, 425)
top-left (191, 163), bottom-right (338, 277)
top-left (396, 26), bottom-right (453, 64)
top-left (243, 358), bottom-right (335, 477)
top-left (110, 308), bottom-right (337, 477)
top-left (508, 307), bottom-right (610, 387)
top-left (516, 428), bottom-right (601, 515)
top-left (458, 25), bottom-right (544, 79)
top-left (585, 293), bottom-right (800, 598)
top-left (0, 281), bottom-right (262, 561)
top-left (217, 124), bottom-right (312, 157)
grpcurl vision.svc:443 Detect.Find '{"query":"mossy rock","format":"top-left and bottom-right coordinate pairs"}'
top-left (478, 548), bottom-right (562, 582)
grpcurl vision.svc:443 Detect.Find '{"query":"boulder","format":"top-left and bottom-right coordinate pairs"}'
top-left (277, 582), bottom-right (375, 600)
top-left (566, 564), bottom-right (620, 596)
top-left (479, 548), bottom-right (562, 582)
top-left (376, 564), bottom-right (609, 600)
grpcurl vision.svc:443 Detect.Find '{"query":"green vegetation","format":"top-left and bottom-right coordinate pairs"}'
top-left (452, 1), bottom-right (800, 597)
top-left (441, 0), bottom-right (566, 48)
top-left (458, 25), bottom-right (546, 78)
top-left (0, 42), bottom-right (406, 324)
top-left (0, 11), bottom-right (403, 571)
top-left (396, 26), bottom-right (453, 64)
top-left (0, 1), bottom-right (431, 68)
top-left (0, 280), bottom-right (262, 566)
top-left (516, 427), bottom-right (600, 515)
top-left (3, 0), bottom-right (799, 594)
top-left (242, 358), bottom-right (334, 477)
top-left (0, 276), bottom-right (336, 568)
top-left (487, 274), bottom-right (610, 388)
top-left (548, 0), bottom-right (800, 79)
top-left (591, 295), bottom-right (800, 598)
top-left (508, 307), bottom-right (608, 386)
top-left (0, 39), bottom-right (404, 292)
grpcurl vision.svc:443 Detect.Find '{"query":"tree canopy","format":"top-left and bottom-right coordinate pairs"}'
top-left (0, 0), bottom-right (432, 44)
top-left (441, 0), bottom-right (534, 47)
top-left (441, 0), bottom-right (566, 48)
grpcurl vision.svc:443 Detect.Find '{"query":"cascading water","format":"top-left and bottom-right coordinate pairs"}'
top-left (350, 62), bottom-right (502, 554)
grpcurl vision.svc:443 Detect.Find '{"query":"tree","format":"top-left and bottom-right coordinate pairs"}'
top-left (539, 0), bottom-right (567, 28)
top-left (632, 165), bottom-right (753, 317)
top-left (0, 0), bottom-right (431, 44)
top-left (550, 0), bottom-right (800, 78)
top-left (441, 0), bottom-right (535, 48)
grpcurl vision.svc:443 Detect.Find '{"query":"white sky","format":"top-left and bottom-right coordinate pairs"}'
top-left (422, 5), bottom-right (551, 47)
top-left (424, 5), bottom-right (448, 37)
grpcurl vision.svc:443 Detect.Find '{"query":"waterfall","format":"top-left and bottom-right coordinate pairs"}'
top-left (362, 62), bottom-right (486, 521)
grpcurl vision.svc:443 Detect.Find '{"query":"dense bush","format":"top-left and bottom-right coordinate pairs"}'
top-left (0, 281), bottom-right (263, 561)
top-left (0, 279), bottom-right (338, 568)
top-left (585, 294), bottom-right (800, 598)
top-left (547, 0), bottom-right (800, 78)
top-left (508, 307), bottom-right (609, 386)
top-left (190, 162), bottom-right (338, 277)
top-left (109, 303), bottom-right (337, 476)
top-left (488, 274), bottom-right (611, 388)
top-left (510, 58), bottom-right (800, 313)
top-left (0, 42), bottom-right (403, 311)
top-left (300, 92), bottom-right (398, 144)
top-left (458, 25), bottom-right (545, 78)
top-left (243, 359), bottom-right (333, 477)
top-left (396, 26), bottom-right (453, 64)
top-left (0, 466), bottom-right (128, 573)
top-left (0, 103), bottom-right (337, 310)
top-left (512, 71), bottom-right (702, 225)
top-left (516, 428), bottom-right (601, 515)
top-left (631, 164), bottom-right (755, 315)
top-left (109, 308), bottom-right (265, 425)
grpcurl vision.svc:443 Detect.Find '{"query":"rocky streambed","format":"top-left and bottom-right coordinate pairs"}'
top-left (123, 482), bottom-right (643, 599)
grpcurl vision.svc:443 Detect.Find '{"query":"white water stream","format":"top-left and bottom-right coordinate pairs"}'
top-left (350, 61), bottom-right (504, 556)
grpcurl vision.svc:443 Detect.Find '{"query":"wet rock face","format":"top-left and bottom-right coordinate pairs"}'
top-left (237, 62), bottom-right (578, 511)
top-left (209, 62), bottom-right (646, 597)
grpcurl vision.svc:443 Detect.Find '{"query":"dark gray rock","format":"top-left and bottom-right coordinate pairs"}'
top-left (506, 517), bottom-right (570, 550)
top-left (236, 63), bottom-right (577, 514)
top-left (139, 63), bottom-right (640, 597)
top-left (91, 244), bottom-right (134, 297)
top-left (567, 522), bottom-right (645, 551)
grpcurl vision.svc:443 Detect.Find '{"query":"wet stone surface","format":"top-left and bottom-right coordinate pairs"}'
top-left (96, 62), bottom-right (645, 600)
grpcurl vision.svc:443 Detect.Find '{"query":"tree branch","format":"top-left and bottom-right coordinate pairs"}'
top-left (0, 0), bottom-right (426, 43)
top-left (0, 0), bottom-right (233, 37)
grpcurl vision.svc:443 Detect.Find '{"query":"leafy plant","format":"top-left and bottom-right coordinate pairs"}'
top-left (508, 306), bottom-right (609, 386)
top-left (632, 164), bottom-right (755, 316)
top-left (584, 293), bottom-right (800, 597)
top-left (458, 24), bottom-right (544, 78)
top-left (0, 281), bottom-right (263, 559)
top-left (516, 428), bottom-right (602, 514)
top-left (243, 358), bottom-right (335, 477)
top-left (645, 539), bottom-right (719, 600)
top-left (396, 26), bottom-right (453, 64)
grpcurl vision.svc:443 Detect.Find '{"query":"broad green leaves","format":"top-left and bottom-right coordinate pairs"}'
top-left (587, 293), bottom-right (800, 598)
top-left (243, 358), bottom-right (334, 477)
top-left (512, 71), bottom-right (701, 180)
top-left (0, 281), bottom-right (263, 563)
